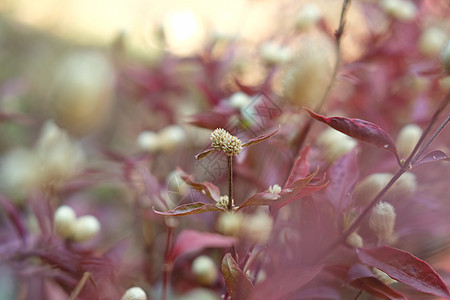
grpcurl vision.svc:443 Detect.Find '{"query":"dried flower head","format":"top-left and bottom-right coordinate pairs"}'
top-left (121, 287), bottom-right (147, 300)
top-left (210, 128), bottom-right (242, 156)
top-left (369, 202), bottom-right (396, 241)
top-left (216, 195), bottom-right (232, 210)
top-left (268, 184), bottom-right (282, 195)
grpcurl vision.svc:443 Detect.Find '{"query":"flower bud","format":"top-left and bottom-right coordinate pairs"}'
top-left (216, 212), bottom-right (243, 237)
top-left (295, 4), bottom-right (322, 31)
top-left (137, 131), bottom-right (160, 153)
top-left (442, 40), bottom-right (450, 74)
top-left (229, 92), bottom-right (251, 110)
top-left (317, 128), bottom-right (357, 163)
top-left (268, 184), bottom-right (282, 195)
top-left (419, 27), bottom-right (447, 57)
top-left (396, 124), bottom-right (422, 158)
top-left (346, 232), bottom-right (363, 248)
top-left (240, 211), bottom-right (273, 245)
top-left (352, 173), bottom-right (393, 206)
top-left (216, 195), bottom-right (231, 210)
top-left (260, 42), bottom-right (291, 65)
top-left (158, 125), bottom-right (186, 152)
top-left (121, 287), bottom-right (147, 300)
top-left (192, 255), bottom-right (218, 285)
top-left (283, 33), bottom-right (334, 108)
top-left (71, 215), bottom-right (101, 242)
top-left (54, 205), bottom-right (77, 239)
top-left (210, 128), bottom-right (242, 156)
top-left (380, 0), bottom-right (417, 21)
top-left (388, 172), bottom-right (417, 200)
top-left (369, 202), bottom-right (396, 240)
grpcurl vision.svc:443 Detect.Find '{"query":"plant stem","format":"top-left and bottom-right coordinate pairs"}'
top-left (162, 224), bottom-right (174, 300)
top-left (70, 272), bottom-right (95, 300)
top-left (228, 156), bottom-right (233, 211)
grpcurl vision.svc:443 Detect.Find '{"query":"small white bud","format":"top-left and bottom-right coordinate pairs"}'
top-left (442, 40), bottom-right (450, 75)
top-left (346, 232), bottom-right (364, 248)
top-left (260, 42), bottom-right (291, 65)
top-left (373, 268), bottom-right (397, 285)
top-left (317, 128), bottom-right (357, 162)
top-left (419, 27), bottom-right (447, 56)
top-left (381, 0), bottom-right (417, 21)
top-left (192, 255), bottom-right (218, 285)
top-left (229, 92), bottom-right (251, 110)
top-left (396, 124), bottom-right (422, 158)
top-left (352, 173), bottom-right (393, 206)
top-left (268, 184), bottom-right (282, 195)
top-left (71, 215), bottom-right (101, 242)
top-left (216, 212), bottom-right (243, 237)
top-left (54, 205), bottom-right (77, 239)
top-left (369, 202), bottom-right (396, 241)
top-left (121, 287), bottom-right (147, 300)
top-left (137, 131), bottom-right (160, 153)
top-left (295, 4), bottom-right (322, 31)
top-left (158, 125), bottom-right (186, 152)
top-left (240, 211), bottom-right (273, 245)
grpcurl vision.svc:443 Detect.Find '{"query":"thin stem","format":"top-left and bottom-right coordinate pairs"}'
top-left (162, 225), bottom-right (174, 300)
top-left (70, 272), bottom-right (95, 300)
top-left (228, 156), bottom-right (233, 211)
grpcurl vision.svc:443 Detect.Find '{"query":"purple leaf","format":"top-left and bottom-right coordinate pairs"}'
top-left (222, 253), bottom-right (254, 300)
top-left (237, 168), bottom-right (319, 211)
top-left (414, 150), bottom-right (450, 166)
top-left (168, 230), bottom-right (235, 263)
top-left (242, 126), bottom-right (280, 147)
top-left (305, 108), bottom-right (400, 163)
top-left (248, 265), bottom-right (322, 300)
top-left (285, 146), bottom-right (310, 188)
top-left (187, 110), bottom-right (230, 130)
top-left (326, 149), bottom-right (359, 213)
top-left (179, 170), bottom-right (221, 201)
top-left (347, 264), bottom-right (406, 300)
top-left (195, 147), bottom-right (215, 160)
top-left (153, 202), bottom-right (224, 216)
top-left (357, 246), bottom-right (450, 298)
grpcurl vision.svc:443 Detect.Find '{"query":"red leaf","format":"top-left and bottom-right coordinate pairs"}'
top-left (222, 253), bottom-right (254, 300)
top-left (237, 168), bottom-right (318, 211)
top-left (248, 265), bottom-right (322, 300)
top-left (285, 146), bottom-right (310, 188)
top-left (195, 147), bottom-right (215, 160)
top-left (299, 196), bottom-right (321, 262)
top-left (414, 150), bottom-right (450, 166)
top-left (187, 110), bottom-right (230, 130)
top-left (180, 170), bottom-right (221, 201)
top-left (168, 230), bottom-right (235, 262)
top-left (305, 108), bottom-right (400, 163)
top-left (242, 126), bottom-right (280, 147)
top-left (347, 264), bottom-right (406, 300)
top-left (326, 149), bottom-right (359, 213)
top-left (0, 196), bottom-right (27, 243)
top-left (357, 246), bottom-right (450, 298)
top-left (153, 202), bottom-right (224, 216)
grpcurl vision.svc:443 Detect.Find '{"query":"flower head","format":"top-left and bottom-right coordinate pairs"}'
top-left (210, 128), bottom-right (242, 156)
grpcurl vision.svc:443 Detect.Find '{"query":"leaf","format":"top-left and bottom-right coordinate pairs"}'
top-left (187, 111), bottom-right (230, 130)
top-left (179, 170), bottom-right (221, 201)
top-left (357, 246), bottom-right (450, 298)
top-left (347, 264), bottom-right (406, 300)
top-left (0, 196), bottom-right (27, 243)
top-left (285, 146), bottom-right (310, 188)
top-left (326, 149), bottom-right (359, 213)
top-left (242, 126), bottom-right (280, 147)
top-left (168, 230), bottom-right (235, 263)
top-left (195, 147), bottom-right (216, 160)
top-left (153, 202), bottom-right (224, 216)
top-left (414, 150), bottom-right (450, 166)
top-left (298, 196), bottom-right (321, 262)
top-left (305, 108), bottom-right (400, 163)
top-left (222, 253), bottom-right (254, 300)
top-left (237, 168), bottom-right (318, 211)
top-left (248, 265), bottom-right (322, 300)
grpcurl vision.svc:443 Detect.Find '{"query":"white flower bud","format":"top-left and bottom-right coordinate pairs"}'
top-left (268, 184), bottom-right (282, 195)
top-left (216, 212), bottom-right (243, 237)
top-left (54, 205), bottom-right (77, 239)
top-left (260, 42), bottom-right (291, 65)
top-left (50, 51), bottom-right (114, 135)
top-left (210, 128), bottom-right (242, 156)
top-left (158, 125), bottom-right (186, 152)
top-left (71, 215), bottom-right (101, 242)
top-left (346, 232), bottom-right (364, 248)
top-left (295, 4), bottom-right (322, 31)
top-left (373, 268), bottom-right (397, 285)
top-left (396, 124), bottom-right (422, 158)
top-left (240, 211), bottom-right (273, 245)
top-left (216, 195), bottom-right (231, 210)
top-left (283, 34), bottom-right (334, 108)
top-left (192, 255), bottom-right (218, 285)
top-left (388, 172), bottom-right (417, 200)
top-left (381, 0), bottom-right (417, 21)
top-left (317, 128), bottom-right (357, 162)
top-left (121, 287), bottom-right (147, 300)
top-left (352, 173), bottom-right (393, 206)
top-left (442, 40), bottom-right (450, 74)
top-left (369, 202), bottom-right (396, 240)
top-left (419, 27), bottom-right (447, 56)
top-left (229, 92), bottom-right (251, 110)
top-left (137, 131), bottom-right (160, 153)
